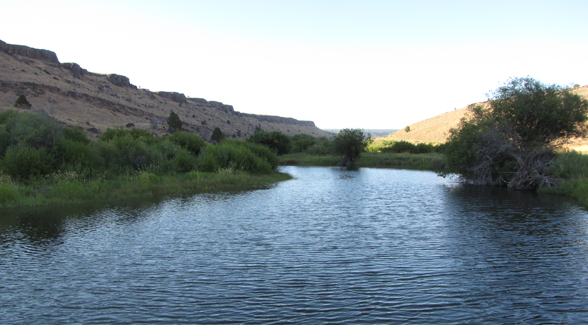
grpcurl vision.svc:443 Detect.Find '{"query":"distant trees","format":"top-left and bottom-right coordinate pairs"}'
top-left (211, 127), bottom-right (225, 143)
top-left (332, 128), bottom-right (371, 166)
top-left (14, 95), bottom-right (31, 109)
top-left (167, 111), bottom-right (182, 133)
top-left (247, 130), bottom-right (292, 155)
top-left (444, 77), bottom-right (588, 189)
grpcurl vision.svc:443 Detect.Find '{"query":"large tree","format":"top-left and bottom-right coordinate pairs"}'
top-left (444, 77), bottom-right (588, 189)
top-left (332, 128), bottom-right (371, 167)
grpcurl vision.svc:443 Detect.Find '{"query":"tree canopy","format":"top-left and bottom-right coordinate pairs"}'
top-left (444, 77), bottom-right (588, 189)
top-left (247, 130), bottom-right (292, 155)
top-left (332, 128), bottom-right (371, 166)
top-left (167, 111), bottom-right (182, 133)
top-left (211, 127), bottom-right (225, 143)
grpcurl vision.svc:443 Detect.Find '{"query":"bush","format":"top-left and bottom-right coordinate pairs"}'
top-left (168, 131), bottom-right (207, 156)
top-left (14, 95), bottom-right (32, 109)
top-left (199, 140), bottom-right (277, 173)
top-left (2, 144), bottom-right (55, 180)
top-left (167, 111), bottom-right (182, 133)
top-left (290, 134), bottom-right (316, 153)
top-left (304, 137), bottom-right (334, 155)
top-left (248, 130), bottom-right (292, 155)
top-left (211, 127), bottom-right (225, 143)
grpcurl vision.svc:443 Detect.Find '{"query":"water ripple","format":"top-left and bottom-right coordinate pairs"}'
top-left (1, 167), bottom-right (588, 324)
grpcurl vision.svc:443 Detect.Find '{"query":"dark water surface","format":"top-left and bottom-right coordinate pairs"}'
top-left (1, 167), bottom-right (588, 324)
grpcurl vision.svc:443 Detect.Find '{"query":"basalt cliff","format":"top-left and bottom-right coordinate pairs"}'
top-left (0, 39), bottom-right (331, 140)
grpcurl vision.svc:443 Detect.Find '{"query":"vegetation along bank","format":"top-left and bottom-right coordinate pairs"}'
top-left (2, 76), bottom-right (588, 209)
top-left (0, 109), bottom-right (289, 208)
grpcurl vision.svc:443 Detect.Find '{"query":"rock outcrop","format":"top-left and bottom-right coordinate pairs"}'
top-left (209, 101), bottom-right (235, 113)
top-left (61, 62), bottom-right (86, 78)
top-left (0, 39), bottom-right (332, 139)
top-left (0, 39), bottom-right (59, 64)
top-left (155, 91), bottom-right (188, 104)
top-left (106, 74), bottom-right (137, 89)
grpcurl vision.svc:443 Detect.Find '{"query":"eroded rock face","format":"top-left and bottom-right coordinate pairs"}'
top-left (155, 91), bottom-right (188, 104)
top-left (0, 39), bottom-right (60, 64)
top-left (61, 63), bottom-right (85, 78)
top-left (187, 97), bottom-right (209, 105)
top-left (209, 101), bottom-right (235, 113)
top-left (107, 74), bottom-right (137, 89)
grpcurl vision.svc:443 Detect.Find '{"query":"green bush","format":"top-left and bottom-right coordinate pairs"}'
top-left (2, 144), bottom-right (55, 180)
top-left (167, 131), bottom-right (207, 156)
top-left (14, 94), bottom-right (32, 109)
top-left (304, 137), bottom-right (334, 155)
top-left (290, 134), bottom-right (317, 153)
top-left (167, 111), bottom-right (182, 133)
top-left (248, 130), bottom-right (292, 155)
top-left (211, 127), bottom-right (225, 143)
top-left (199, 140), bottom-right (276, 173)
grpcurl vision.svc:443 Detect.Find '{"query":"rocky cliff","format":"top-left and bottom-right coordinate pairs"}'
top-left (0, 40), bottom-right (59, 64)
top-left (0, 39), bottom-right (331, 140)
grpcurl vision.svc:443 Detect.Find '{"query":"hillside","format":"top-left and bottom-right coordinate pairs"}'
top-left (380, 85), bottom-right (588, 152)
top-left (0, 39), bottom-right (331, 140)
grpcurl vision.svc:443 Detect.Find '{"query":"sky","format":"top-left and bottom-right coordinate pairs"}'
top-left (1, 0), bottom-right (588, 129)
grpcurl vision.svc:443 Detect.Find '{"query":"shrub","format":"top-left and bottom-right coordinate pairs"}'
top-left (198, 140), bottom-right (277, 173)
top-left (290, 134), bottom-right (316, 153)
top-left (14, 95), bottom-right (32, 109)
top-left (2, 144), bottom-right (55, 180)
top-left (304, 137), bottom-right (334, 155)
top-left (167, 111), bottom-right (182, 133)
top-left (247, 130), bottom-right (292, 155)
top-left (211, 127), bottom-right (225, 143)
top-left (167, 131), bottom-right (207, 156)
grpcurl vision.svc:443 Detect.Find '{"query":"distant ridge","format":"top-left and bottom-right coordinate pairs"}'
top-left (0, 39), bottom-right (331, 140)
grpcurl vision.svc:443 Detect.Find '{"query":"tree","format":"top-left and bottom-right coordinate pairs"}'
top-left (211, 127), bottom-right (225, 143)
top-left (444, 77), bottom-right (588, 189)
top-left (14, 95), bottom-right (32, 109)
top-left (247, 130), bottom-right (292, 155)
top-left (332, 128), bottom-right (371, 166)
top-left (167, 111), bottom-right (182, 133)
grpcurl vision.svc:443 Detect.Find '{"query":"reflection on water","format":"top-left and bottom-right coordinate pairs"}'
top-left (1, 166), bottom-right (587, 324)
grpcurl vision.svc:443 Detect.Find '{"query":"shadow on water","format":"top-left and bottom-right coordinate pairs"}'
top-left (439, 184), bottom-right (588, 323)
top-left (0, 183), bottom-right (279, 246)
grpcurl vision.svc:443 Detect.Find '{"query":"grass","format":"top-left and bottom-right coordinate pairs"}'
top-left (0, 169), bottom-right (292, 208)
top-left (279, 153), bottom-right (447, 171)
top-left (539, 151), bottom-right (588, 208)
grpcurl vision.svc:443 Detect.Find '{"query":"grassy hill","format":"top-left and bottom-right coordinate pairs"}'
top-left (0, 39), bottom-right (332, 141)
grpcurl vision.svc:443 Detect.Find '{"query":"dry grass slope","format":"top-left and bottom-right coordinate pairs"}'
top-left (0, 40), bottom-right (331, 141)
top-left (379, 86), bottom-right (588, 152)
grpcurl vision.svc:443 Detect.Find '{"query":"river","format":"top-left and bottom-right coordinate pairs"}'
top-left (1, 166), bottom-right (587, 324)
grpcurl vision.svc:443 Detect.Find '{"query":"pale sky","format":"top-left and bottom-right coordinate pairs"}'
top-left (2, 0), bottom-right (587, 129)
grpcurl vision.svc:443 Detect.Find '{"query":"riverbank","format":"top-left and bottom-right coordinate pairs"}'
top-left (280, 151), bottom-right (588, 209)
top-left (0, 170), bottom-right (292, 209)
top-left (279, 153), bottom-right (447, 171)
top-left (539, 151), bottom-right (588, 208)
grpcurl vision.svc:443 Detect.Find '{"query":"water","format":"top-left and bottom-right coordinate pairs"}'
top-left (1, 166), bottom-right (588, 324)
